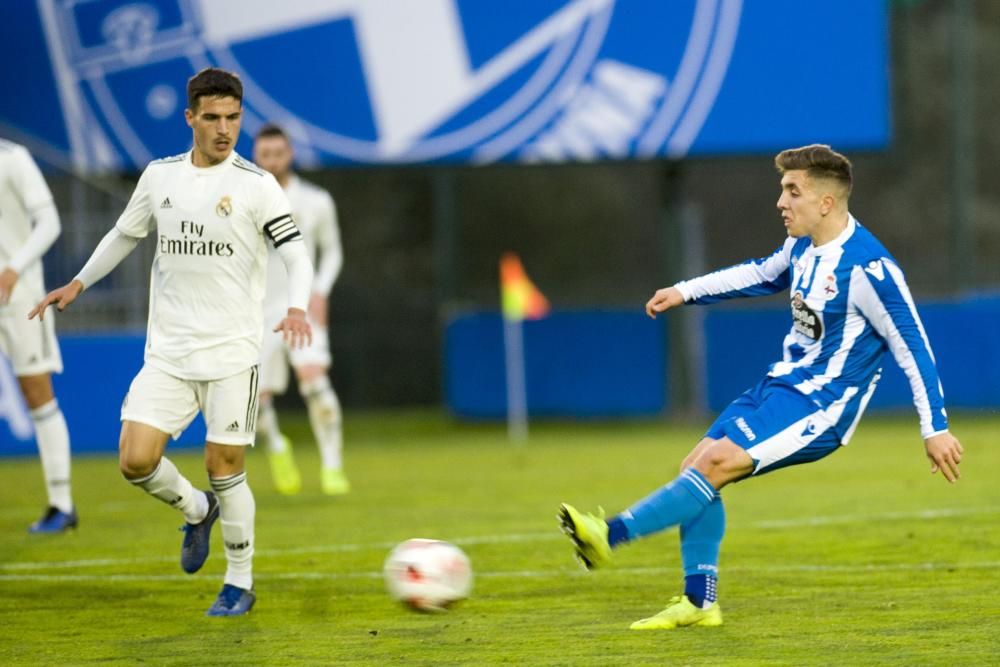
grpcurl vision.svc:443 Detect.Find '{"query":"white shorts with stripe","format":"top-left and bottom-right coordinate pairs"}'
top-left (120, 364), bottom-right (259, 445)
top-left (0, 301), bottom-right (62, 376)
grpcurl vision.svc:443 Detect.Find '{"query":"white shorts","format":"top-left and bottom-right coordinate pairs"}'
top-left (259, 322), bottom-right (331, 395)
top-left (0, 302), bottom-right (63, 376)
top-left (121, 364), bottom-right (260, 445)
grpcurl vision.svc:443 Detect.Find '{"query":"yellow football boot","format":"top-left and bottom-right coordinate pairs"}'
top-left (630, 595), bottom-right (723, 630)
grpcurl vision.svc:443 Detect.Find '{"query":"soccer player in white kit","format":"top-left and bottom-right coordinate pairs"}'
top-left (0, 139), bottom-right (77, 533)
top-left (252, 124), bottom-right (348, 496)
top-left (31, 68), bottom-right (314, 616)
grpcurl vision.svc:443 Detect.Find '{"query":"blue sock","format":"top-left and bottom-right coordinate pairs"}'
top-left (606, 516), bottom-right (630, 548)
top-left (613, 468), bottom-right (717, 542)
top-left (684, 574), bottom-right (718, 608)
top-left (681, 496), bottom-right (725, 607)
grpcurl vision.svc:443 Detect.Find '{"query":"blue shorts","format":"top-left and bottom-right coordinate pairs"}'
top-left (705, 378), bottom-right (843, 476)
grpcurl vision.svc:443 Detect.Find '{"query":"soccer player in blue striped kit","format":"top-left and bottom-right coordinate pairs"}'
top-left (559, 144), bottom-right (964, 630)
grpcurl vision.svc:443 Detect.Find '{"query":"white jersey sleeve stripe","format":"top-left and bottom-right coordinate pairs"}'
top-left (851, 262), bottom-right (947, 438)
top-left (675, 238), bottom-right (794, 304)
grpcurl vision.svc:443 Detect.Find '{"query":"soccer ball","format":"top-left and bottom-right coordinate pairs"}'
top-left (383, 539), bottom-right (473, 612)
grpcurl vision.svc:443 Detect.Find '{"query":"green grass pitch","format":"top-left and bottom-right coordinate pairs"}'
top-left (1, 411), bottom-right (998, 665)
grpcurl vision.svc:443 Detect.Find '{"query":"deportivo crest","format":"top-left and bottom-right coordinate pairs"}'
top-left (37, 1), bottom-right (742, 168)
top-left (822, 274), bottom-right (839, 300)
top-left (215, 195), bottom-right (232, 217)
top-left (791, 291), bottom-right (823, 341)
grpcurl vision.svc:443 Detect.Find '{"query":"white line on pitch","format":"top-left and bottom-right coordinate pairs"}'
top-left (2, 560), bottom-right (999, 584)
top-left (2, 506), bottom-right (996, 573)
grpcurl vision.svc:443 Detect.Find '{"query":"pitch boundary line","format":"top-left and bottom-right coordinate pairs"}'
top-left (2, 506), bottom-right (996, 573)
top-left (2, 560), bottom-right (999, 584)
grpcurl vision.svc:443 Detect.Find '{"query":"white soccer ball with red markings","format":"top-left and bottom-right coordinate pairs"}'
top-left (383, 539), bottom-right (473, 612)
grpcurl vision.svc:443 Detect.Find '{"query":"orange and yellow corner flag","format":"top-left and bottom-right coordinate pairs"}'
top-left (500, 252), bottom-right (550, 321)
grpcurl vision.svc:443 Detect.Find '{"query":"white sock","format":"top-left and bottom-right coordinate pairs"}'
top-left (300, 376), bottom-right (343, 470)
top-left (211, 472), bottom-right (255, 590)
top-left (31, 400), bottom-right (73, 513)
top-left (128, 457), bottom-right (208, 524)
top-left (257, 399), bottom-right (287, 454)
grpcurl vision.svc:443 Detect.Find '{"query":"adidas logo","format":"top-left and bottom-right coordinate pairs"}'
top-left (226, 420), bottom-right (240, 433)
top-left (160, 197), bottom-right (172, 209)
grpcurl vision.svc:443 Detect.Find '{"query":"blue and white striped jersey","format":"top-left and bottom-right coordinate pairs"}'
top-left (675, 215), bottom-right (948, 442)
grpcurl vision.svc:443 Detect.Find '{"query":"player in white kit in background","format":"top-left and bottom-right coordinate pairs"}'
top-left (252, 124), bottom-right (348, 496)
top-left (30, 69), bottom-right (314, 616)
top-left (0, 139), bottom-right (77, 533)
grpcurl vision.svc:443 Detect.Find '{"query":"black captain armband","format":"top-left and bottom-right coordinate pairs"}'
top-left (263, 214), bottom-right (303, 248)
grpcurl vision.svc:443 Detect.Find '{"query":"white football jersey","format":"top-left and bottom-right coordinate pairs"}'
top-left (263, 174), bottom-right (341, 318)
top-left (0, 139), bottom-right (55, 303)
top-left (116, 150), bottom-right (297, 381)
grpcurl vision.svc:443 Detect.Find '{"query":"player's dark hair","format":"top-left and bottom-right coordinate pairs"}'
top-left (774, 144), bottom-right (853, 196)
top-left (255, 123), bottom-right (289, 142)
top-left (187, 68), bottom-right (243, 111)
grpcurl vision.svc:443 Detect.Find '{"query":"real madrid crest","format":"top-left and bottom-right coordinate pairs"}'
top-left (216, 195), bottom-right (233, 218)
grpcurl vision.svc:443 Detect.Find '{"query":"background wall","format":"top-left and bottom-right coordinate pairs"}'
top-left (2, 1), bottom-right (997, 450)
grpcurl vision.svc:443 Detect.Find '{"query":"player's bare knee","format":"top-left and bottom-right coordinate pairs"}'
top-left (694, 448), bottom-right (728, 475)
top-left (205, 444), bottom-right (245, 477)
top-left (17, 374), bottom-right (54, 410)
top-left (680, 438), bottom-right (715, 473)
top-left (692, 439), bottom-right (753, 486)
top-left (119, 450), bottom-right (159, 480)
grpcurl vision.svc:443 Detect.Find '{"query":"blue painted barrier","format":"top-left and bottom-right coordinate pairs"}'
top-left (1, 333), bottom-right (206, 456)
top-left (445, 310), bottom-right (667, 418)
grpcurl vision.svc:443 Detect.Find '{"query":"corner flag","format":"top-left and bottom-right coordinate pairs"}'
top-left (499, 253), bottom-right (548, 442)
top-left (500, 252), bottom-right (549, 321)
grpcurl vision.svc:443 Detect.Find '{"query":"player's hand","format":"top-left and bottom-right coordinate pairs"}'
top-left (0, 267), bottom-right (19, 305)
top-left (307, 292), bottom-right (328, 328)
top-left (28, 279), bottom-right (84, 321)
top-left (924, 431), bottom-right (963, 483)
top-left (645, 286), bottom-right (685, 318)
top-left (274, 307), bottom-right (313, 349)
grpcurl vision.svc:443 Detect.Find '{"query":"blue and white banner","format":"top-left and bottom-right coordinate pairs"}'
top-left (1, 1), bottom-right (888, 170)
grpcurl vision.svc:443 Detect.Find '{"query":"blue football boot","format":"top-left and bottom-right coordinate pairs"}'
top-left (206, 584), bottom-right (256, 617)
top-left (180, 491), bottom-right (219, 574)
top-left (28, 506), bottom-right (78, 534)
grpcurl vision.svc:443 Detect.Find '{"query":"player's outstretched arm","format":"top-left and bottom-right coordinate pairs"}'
top-left (924, 431), bottom-right (963, 483)
top-left (273, 307), bottom-right (313, 349)
top-left (645, 286), bottom-right (685, 318)
top-left (28, 227), bottom-right (140, 321)
top-left (652, 241), bottom-right (795, 313)
top-left (29, 280), bottom-right (84, 320)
